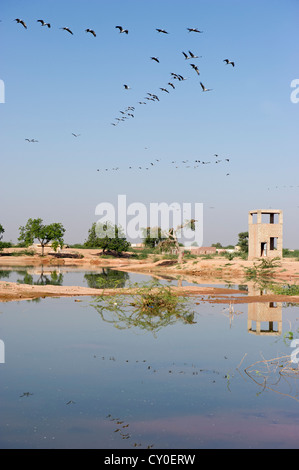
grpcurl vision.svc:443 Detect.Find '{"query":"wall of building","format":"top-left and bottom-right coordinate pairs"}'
top-left (248, 210), bottom-right (283, 260)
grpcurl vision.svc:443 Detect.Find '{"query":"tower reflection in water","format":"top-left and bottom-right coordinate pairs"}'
top-left (247, 285), bottom-right (282, 335)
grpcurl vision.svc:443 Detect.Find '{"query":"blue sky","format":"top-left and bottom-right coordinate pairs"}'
top-left (1, 0), bottom-right (298, 247)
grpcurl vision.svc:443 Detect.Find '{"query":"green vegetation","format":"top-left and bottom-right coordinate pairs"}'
top-left (18, 218), bottom-right (65, 256)
top-left (91, 280), bottom-right (196, 335)
top-left (237, 231), bottom-right (248, 254)
top-left (283, 248), bottom-right (299, 259)
top-left (269, 283), bottom-right (299, 296)
top-left (212, 242), bottom-right (234, 249)
top-left (9, 249), bottom-right (36, 257)
top-left (84, 221), bottom-right (131, 255)
top-left (84, 269), bottom-right (129, 289)
top-left (200, 254), bottom-right (215, 259)
top-left (16, 269), bottom-right (64, 286)
top-left (142, 226), bottom-right (165, 248)
top-left (244, 257), bottom-right (282, 280)
top-left (141, 220), bottom-right (197, 263)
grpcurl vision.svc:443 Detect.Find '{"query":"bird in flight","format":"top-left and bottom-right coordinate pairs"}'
top-left (187, 27), bottom-right (203, 33)
top-left (123, 84), bottom-right (131, 90)
top-left (200, 82), bottom-right (213, 92)
top-left (60, 26), bottom-right (73, 35)
top-left (115, 26), bottom-right (128, 34)
top-left (37, 19), bottom-right (51, 28)
top-left (189, 50), bottom-right (201, 59)
top-left (182, 51), bottom-right (190, 60)
top-left (223, 59), bottom-right (235, 67)
top-left (190, 63), bottom-right (200, 75)
top-left (160, 87), bottom-right (169, 93)
top-left (156, 28), bottom-right (168, 34)
top-left (147, 92), bottom-right (159, 101)
top-left (85, 28), bottom-right (96, 37)
top-left (171, 73), bottom-right (187, 81)
top-left (151, 56), bottom-right (159, 63)
top-left (72, 133), bottom-right (81, 137)
top-left (25, 138), bottom-right (38, 142)
top-left (168, 82), bottom-right (175, 89)
top-left (14, 18), bottom-right (27, 28)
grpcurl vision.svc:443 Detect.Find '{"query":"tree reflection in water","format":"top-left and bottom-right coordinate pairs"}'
top-left (91, 280), bottom-right (196, 335)
top-left (84, 268), bottom-right (129, 289)
top-left (16, 267), bottom-right (64, 286)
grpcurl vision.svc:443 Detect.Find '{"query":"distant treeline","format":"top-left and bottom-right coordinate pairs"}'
top-left (282, 249), bottom-right (299, 258)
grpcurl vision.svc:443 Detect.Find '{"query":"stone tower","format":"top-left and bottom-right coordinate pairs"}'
top-left (248, 209), bottom-right (283, 260)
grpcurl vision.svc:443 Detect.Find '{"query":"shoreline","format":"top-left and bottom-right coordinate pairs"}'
top-left (0, 248), bottom-right (299, 303)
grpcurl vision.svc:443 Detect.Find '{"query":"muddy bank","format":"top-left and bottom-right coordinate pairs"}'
top-left (1, 280), bottom-right (299, 305)
top-left (0, 281), bottom-right (243, 302)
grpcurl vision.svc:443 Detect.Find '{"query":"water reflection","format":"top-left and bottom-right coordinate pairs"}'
top-left (0, 266), bottom-right (151, 289)
top-left (244, 354), bottom-right (299, 402)
top-left (16, 268), bottom-right (64, 286)
top-left (0, 270), bottom-right (11, 280)
top-left (247, 284), bottom-right (282, 335)
top-left (91, 281), bottom-right (196, 335)
top-left (1, 279), bottom-right (299, 449)
top-left (84, 269), bottom-right (129, 289)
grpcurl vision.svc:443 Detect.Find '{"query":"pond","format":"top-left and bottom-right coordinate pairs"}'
top-left (0, 267), bottom-right (299, 449)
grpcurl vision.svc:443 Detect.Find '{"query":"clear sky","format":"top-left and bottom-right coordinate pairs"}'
top-left (1, 0), bottom-right (298, 248)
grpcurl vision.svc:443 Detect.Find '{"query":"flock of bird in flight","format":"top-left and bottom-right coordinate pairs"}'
top-left (13, 17), bottom-right (235, 176)
top-left (109, 26), bottom-right (235, 128)
top-left (96, 153), bottom-right (230, 176)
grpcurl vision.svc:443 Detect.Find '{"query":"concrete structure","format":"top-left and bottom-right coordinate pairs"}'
top-left (247, 285), bottom-right (282, 336)
top-left (248, 209), bottom-right (283, 260)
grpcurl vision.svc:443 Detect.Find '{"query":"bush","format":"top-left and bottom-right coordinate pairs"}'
top-left (283, 249), bottom-right (299, 258)
top-left (0, 241), bottom-right (13, 249)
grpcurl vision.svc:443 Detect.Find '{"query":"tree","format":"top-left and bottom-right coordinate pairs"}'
top-left (159, 219), bottom-right (197, 263)
top-left (212, 242), bottom-right (223, 248)
top-left (0, 224), bottom-right (4, 251)
top-left (237, 231), bottom-right (249, 254)
top-left (84, 222), bottom-right (100, 248)
top-left (18, 218), bottom-right (65, 256)
top-left (142, 226), bottom-right (165, 248)
top-left (85, 221), bottom-right (131, 255)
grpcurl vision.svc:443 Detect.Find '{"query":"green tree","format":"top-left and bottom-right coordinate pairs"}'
top-left (142, 226), bottom-right (165, 248)
top-left (212, 242), bottom-right (223, 248)
top-left (237, 231), bottom-right (249, 254)
top-left (159, 219), bottom-right (197, 263)
top-left (85, 221), bottom-right (130, 255)
top-left (84, 222), bottom-right (99, 248)
top-left (18, 218), bottom-right (65, 256)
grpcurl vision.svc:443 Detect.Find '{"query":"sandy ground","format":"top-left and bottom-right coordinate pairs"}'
top-left (0, 247), bottom-right (299, 303)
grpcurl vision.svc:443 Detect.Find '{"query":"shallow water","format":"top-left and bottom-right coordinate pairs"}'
top-left (0, 269), bottom-right (299, 449)
top-left (0, 266), bottom-right (149, 288)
